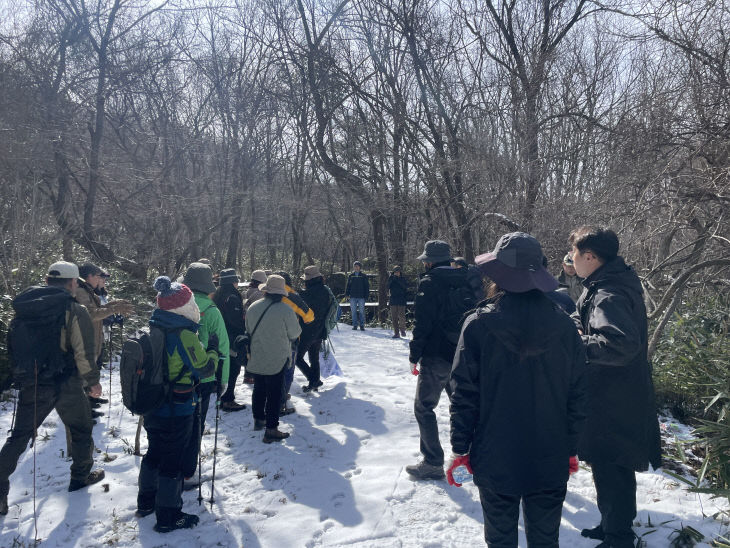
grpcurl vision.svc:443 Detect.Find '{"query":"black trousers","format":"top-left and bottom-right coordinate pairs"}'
top-left (0, 375), bottom-right (93, 497)
top-left (478, 484), bottom-right (567, 547)
top-left (221, 353), bottom-right (243, 403)
top-left (252, 369), bottom-right (284, 429)
top-left (413, 356), bottom-right (452, 466)
top-left (181, 382), bottom-right (215, 478)
top-left (295, 338), bottom-right (322, 385)
top-left (592, 461), bottom-right (637, 548)
top-left (138, 413), bottom-right (193, 513)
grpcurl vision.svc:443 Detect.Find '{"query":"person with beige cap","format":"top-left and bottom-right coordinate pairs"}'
top-left (296, 265), bottom-right (335, 392)
top-left (245, 275), bottom-right (301, 443)
top-left (244, 270), bottom-right (268, 311)
top-left (1, 261), bottom-right (105, 516)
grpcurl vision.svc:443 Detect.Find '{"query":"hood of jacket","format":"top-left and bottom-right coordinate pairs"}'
top-left (149, 308), bottom-right (199, 332)
top-left (583, 256), bottom-right (642, 298)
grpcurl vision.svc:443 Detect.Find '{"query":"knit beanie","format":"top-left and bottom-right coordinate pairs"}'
top-left (154, 276), bottom-right (200, 324)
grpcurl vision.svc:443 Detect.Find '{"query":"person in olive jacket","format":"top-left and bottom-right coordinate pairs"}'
top-left (388, 266), bottom-right (408, 338)
top-left (449, 233), bottom-right (587, 547)
top-left (246, 275), bottom-right (301, 443)
top-left (569, 226), bottom-right (661, 548)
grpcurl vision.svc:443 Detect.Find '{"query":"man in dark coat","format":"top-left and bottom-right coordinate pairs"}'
top-left (450, 232), bottom-right (587, 547)
top-left (569, 226), bottom-right (662, 548)
top-left (297, 265), bottom-right (333, 392)
top-left (406, 240), bottom-right (475, 480)
top-left (388, 266), bottom-right (408, 338)
top-left (345, 261), bottom-right (369, 330)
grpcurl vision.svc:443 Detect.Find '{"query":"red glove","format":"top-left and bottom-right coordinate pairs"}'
top-left (446, 454), bottom-right (473, 487)
top-left (569, 455), bottom-right (579, 475)
top-left (410, 363), bottom-right (419, 376)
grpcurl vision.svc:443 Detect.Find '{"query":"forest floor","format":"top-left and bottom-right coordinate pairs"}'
top-left (0, 324), bottom-right (728, 547)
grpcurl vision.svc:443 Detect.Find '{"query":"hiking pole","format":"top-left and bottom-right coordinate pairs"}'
top-left (209, 380), bottom-right (222, 506)
top-left (197, 393), bottom-right (203, 506)
top-left (9, 387), bottom-right (17, 434)
top-left (108, 322), bottom-right (113, 416)
top-left (32, 361), bottom-right (39, 541)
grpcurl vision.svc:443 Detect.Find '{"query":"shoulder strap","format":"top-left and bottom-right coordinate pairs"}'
top-left (249, 301), bottom-right (275, 340)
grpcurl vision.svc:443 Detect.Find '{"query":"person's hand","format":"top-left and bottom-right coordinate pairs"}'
top-left (446, 453), bottom-right (473, 487)
top-left (410, 363), bottom-right (419, 376)
top-left (89, 383), bottom-right (102, 399)
top-left (109, 300), bottom-right (134, 316)
top-left (569, 455), bottom-right (579, 475)
top-left (206, 333), bottom-right (220, 354)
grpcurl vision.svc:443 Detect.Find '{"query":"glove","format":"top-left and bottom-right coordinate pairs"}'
top-left (410, 363), bottom-right (419, 376)
top-left (206, 333), bottom-right (220, 354)
top-left (569, 455), bottom-right (579, 475)
top-left (446, 453), bottom-right (473, 487)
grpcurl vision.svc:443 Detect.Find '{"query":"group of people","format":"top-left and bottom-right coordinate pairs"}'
top-left (1, 225), bottom-right (661, 546)
top-left (404, 228), bottom-right (660, 548)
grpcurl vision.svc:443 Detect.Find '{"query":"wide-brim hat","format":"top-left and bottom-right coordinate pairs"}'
top-left (218, 268), bottom-right (239, 285)
top-left (260, 274), bottom-right (288, 296)
top-left (302, 265), bottom-right (323, 281)
top-left (417, 240), bottom-right (452, 263)
top-left (182, 262), bottom-right (217, 294)
top-left (476, 232), bottom-right (558, 293)
top-left (250, 270), bottom-right (268, 284)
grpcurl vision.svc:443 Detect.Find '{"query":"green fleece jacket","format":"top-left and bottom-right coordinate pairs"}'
top-left (194, 292), bottom-right (230, 385)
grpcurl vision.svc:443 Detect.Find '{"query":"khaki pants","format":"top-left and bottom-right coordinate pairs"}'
top-left (391, 305), bottom-right (406, 334)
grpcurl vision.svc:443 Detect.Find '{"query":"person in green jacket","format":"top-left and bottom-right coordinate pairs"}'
top-left (246, 275), bottom-right (301, 443)
top-left (137, 276), bottom-right (216, 533)
top-left (179, 262), bottom-right (230, 480)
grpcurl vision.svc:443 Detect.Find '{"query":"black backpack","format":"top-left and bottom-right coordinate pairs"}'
top-left (119, 326), bottom-right (186, 415)
top-left (7, 286), bottom-right (76, 387)
top-left (440, 266), bottom-right (485, 344)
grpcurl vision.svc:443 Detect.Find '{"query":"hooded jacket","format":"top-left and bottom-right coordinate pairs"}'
top-left (450, 292), bottom-right (587, 495)
top-left (572, 256), bottom-right (662, 471)
top-left (193, 292), bottom-right (230, 386)
top-left (148, 308), bottom-right (216, 417)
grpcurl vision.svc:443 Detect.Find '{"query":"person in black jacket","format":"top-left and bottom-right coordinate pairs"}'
top-left (448, 233), bottom-right (587, 547)
top-left (345, 261), bottom-right (369, 330)
top-left (297, 265), bottom-right (333, 392)
top-left (388, 266), bottom-right (408, 338)
top-left (212, 269), bottom-right (247, 412)
top-left (569, 227), bottom-right (661, 548)
top-left (406, 240), bottom-right (479, 480)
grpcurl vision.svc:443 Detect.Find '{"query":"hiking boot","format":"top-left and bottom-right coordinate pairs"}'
top-left (401, 330), bottom-right (406, 337)
top-left (221, 401), bottom-right (247, 412)
top-left (90, 401), bottom-right (102, 409)
top-left (392, 333), bottom-right (400, 338)
top-left (68, 469), bottom-right (105, 492)
top-left (0, 495), bottom-right (7, 516)
top-left (135, 507), bottom-right (154, 518)
top-left (352, 325), bottom-right (358, 330)
top-left (405, 461), bottom-right (445, 480)
top-left (359, 325), bottom-right (365, 331)
top-left (280, 405), bottom-right (296, 416)
top-left (581, 525), bottom-right (605, 540)
top-left (91, 410), bottom-right (104, 418)
top-left (253, 419), bottom-right (266, 431)
top-left (302, 380), bottom-right (323, 393)
top-left (154, 509), bottom-right (199, 533)
top-left (89, 396), bottom-right (108, 405)
top-left (263, 428), bottom-right (290, 444)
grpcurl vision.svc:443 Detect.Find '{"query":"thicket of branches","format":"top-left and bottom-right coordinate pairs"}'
top-left (0, 0), bottom-right (727, 345)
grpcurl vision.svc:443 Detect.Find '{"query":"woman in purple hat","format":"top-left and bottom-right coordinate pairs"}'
top-left (447, 232), bottom-right (587, 548)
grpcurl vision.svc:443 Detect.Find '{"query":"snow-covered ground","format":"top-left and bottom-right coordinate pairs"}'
top-left (0, 324), bottom-right (728, 547)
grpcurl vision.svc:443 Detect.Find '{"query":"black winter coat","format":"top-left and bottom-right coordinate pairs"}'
top-left (300, 277), bottom-right (332, 344)
top-left (388, 275), bottom-right (408, 306)
top-left (450, 292), bottom-right (587, 495)
top-left (212, 285), bottom-right (245, 342)
top-left (409, 264), bottom-right (469, 365)
top-left (572, 256), bottom-right (662, 471)
top-left (345, 272), bottom-right (370, 299)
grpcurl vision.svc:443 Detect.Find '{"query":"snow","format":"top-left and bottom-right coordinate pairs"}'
top-left (1, 324), bottom-right (728, 547)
